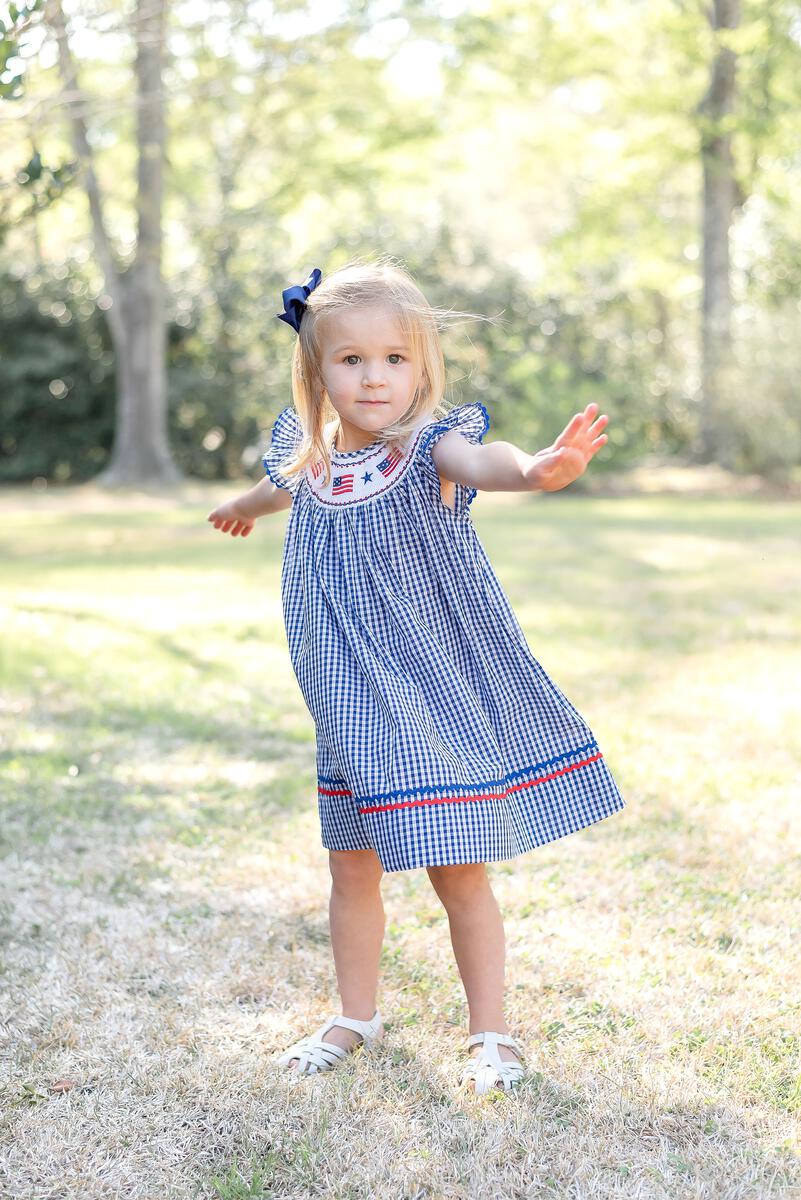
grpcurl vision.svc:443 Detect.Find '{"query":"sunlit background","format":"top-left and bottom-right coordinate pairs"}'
top-left (2, 0), bottom-right (800, 487)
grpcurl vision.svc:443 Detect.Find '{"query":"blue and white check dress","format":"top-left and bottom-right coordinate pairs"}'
top-left (263, 401), bottom-right (625, 873)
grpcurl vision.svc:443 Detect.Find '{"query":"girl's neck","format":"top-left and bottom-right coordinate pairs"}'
top-left (335, 434), bottom-right (377, 453)
top-left (331, 410), bottom-right (430, 454)
top-left (334, 418), bottom-right (383, 454)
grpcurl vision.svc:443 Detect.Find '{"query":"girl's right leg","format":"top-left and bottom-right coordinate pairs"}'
top-left (286, 848), bottom-right (385, 1069)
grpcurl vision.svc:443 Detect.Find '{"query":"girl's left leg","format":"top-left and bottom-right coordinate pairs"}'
top-left (426, 862), bottom-right (522, 1068)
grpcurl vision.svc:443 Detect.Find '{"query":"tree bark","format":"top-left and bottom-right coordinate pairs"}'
top-left (696, 0), bottom-right (740, 463)
top-left (47, 0), bottom-right (180, 485)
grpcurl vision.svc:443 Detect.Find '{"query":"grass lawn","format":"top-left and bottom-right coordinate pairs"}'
top-left (1, 479), bottom-right (799, 1200)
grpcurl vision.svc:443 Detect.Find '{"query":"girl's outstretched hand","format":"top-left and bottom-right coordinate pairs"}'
top-left (528, 403), bottom-right (609, 492)
top-left (207, 499), bottom-right (255, 538)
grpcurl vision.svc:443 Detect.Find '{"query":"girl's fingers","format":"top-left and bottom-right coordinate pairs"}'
top-left (576, 409), bottom-right (606, 439)
top-left (207, 512), bottom-right (253, 536)
top-left (564, 415), bottom-right (609, 453)
top-left (577, 406), bottom-right (605, 432)
top-left (553, 418), bottom-right (580, 448)
top-left (556, 405), bottom-right (601, 446)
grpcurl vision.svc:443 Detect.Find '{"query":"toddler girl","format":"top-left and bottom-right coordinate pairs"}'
top-left (207, 260), bottom-right (625, 1096)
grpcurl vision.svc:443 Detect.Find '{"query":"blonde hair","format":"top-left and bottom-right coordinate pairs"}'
top-left (275, 256), bottom-right (480, 489)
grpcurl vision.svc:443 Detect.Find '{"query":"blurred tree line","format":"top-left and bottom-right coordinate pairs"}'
top-left (1, 0), bottom-right (800, 486)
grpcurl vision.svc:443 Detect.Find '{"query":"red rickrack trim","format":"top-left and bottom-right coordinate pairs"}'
top-left (317, 751), bottom-right (604, 815)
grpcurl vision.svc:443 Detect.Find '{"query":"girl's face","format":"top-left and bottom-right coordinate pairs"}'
top-left (318, 305), bottom-right (422, 451)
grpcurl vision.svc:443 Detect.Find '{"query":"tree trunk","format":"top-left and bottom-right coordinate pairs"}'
top-left (100, 0), bottom-right (179, 485)
top-left (696, 0), bottom-right (740, 464)
top-left (48, 0), bottom-right (180, 486)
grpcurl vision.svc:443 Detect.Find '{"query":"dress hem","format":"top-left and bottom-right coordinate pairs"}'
top-left (317, 739), bottom-right (603, 812)
top-left (321, 796), bottom-right (626, 873)
top-left (317, 747), bottom-right (626, 873)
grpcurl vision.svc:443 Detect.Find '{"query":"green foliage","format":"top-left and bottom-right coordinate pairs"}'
top-left (0, 265), bottom-right (280, 484)
top-left (0, 0), bottom-right (44, 100)
top-left (700, 307), bottom-right (801, 483)
top-left (2, 152), bottom-right (79, 244)
top-left (0, 267), bottom-right (115, 482)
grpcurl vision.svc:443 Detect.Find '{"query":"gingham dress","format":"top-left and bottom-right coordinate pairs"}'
top-left (263, 401), bottom-right (625, 873)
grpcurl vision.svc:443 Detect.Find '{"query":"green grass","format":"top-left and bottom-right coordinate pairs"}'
top-left (1, 481), bottom-right (800, 1200)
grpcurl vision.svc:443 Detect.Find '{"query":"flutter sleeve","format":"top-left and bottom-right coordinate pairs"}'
top-left (262, 407), bottom-right (304, 496)
top-left (417, 401), bottom-right (490, 517)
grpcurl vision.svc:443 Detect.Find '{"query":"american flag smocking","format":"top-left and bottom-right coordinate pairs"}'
top-left (332, 474), bottom-right (354, 495)
top-left (303, 426), bottom-right (424, 507)
top-left (377, 449), bottom-right (402, 477)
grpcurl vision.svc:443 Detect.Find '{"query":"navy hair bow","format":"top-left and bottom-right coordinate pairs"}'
top-left (276, 267), bottom-right (323, 333)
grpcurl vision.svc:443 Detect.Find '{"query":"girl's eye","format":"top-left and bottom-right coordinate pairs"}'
top-left (341, 354), bottom-right (405, 365)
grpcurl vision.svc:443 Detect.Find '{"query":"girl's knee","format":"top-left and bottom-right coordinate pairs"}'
top-left (329, 848), bottom-right (384, 892)
top-left (426, 861), bottom-right (488, 901)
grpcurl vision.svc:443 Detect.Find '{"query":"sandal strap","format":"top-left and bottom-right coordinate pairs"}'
top-left (327, 1009), bottom-right (382, 1039)
top-left (276, 1037), bottom-right (349, 1071)
top-left (463, 1058), bottom-right (525, 1094)
top-left (277, 1010), bottom-right (383, 1073)
top-left (467, 1031), bottom-right (522, 1053)
top-left (462, 1034), bottom-right (526, 1095)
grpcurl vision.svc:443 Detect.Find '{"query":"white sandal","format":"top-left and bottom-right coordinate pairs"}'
top-left (460, 1031), bottom-right (526, 1095)
top-left (276, 1010), bottom-right (384, 1075)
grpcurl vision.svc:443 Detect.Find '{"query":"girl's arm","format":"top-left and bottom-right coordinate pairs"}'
top-left (207, 475), bottom-right (292, 538)
top-left (235, 475), bottom-right (293, 517)
top-left (432, 403), bottom-right (609, 494)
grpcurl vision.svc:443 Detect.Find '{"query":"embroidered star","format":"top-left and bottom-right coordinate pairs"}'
top-left (361, 471), bottom-right (373, 483)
